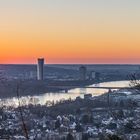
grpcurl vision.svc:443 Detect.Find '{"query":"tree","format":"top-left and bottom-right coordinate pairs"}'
top-left (81, 114), bottom-right (91, 124)
top-left (66, 133), bottom-right (74, 140)
top-left (120, 100), bottom-right (124, 107)
top-left (106, 134), bottom-right (123, 140)
top-left (124, 120), bottom-right (134, 133)
top-left (55, 119), bottom-right (61, 129)
top-left (107, 122), bottom-right (117, 130)
top-left (82, 133), bottom-right (90, 140)
top-left (75, 123), bottom-right (83, 132)
top-left (116, 110), bottom-right (124, 119)
top-left (16, 80), bottom-right (29, 139)
top-left (129, 73), bottom-right (140, 92)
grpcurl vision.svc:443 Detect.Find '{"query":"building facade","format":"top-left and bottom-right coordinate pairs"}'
top-left (37, 58), bottom-right (44, 80)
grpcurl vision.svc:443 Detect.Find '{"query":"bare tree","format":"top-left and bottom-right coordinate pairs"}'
top-left (128, 73), bottom-right (140, 93)
top-left (16, 80), bottom-right (29, 139)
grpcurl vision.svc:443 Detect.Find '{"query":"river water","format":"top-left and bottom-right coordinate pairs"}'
top-left (0, 81), bottom-right (130, 107)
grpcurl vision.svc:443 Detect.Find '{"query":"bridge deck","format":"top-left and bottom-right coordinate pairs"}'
top-left (46, 86), bottom-right (132, 89)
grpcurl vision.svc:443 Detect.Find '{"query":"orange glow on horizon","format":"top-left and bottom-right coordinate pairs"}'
top-left (0, 0), bottom-right (140, 64)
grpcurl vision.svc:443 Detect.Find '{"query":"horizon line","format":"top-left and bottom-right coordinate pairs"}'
top-left (0, 63), bottom-right (140, 65)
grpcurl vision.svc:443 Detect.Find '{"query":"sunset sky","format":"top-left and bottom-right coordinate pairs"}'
top-left (0, 0), bottom-right (140, 64)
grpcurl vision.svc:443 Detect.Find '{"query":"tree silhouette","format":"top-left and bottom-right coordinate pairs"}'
top-left (66, 133), bottom-right (74, 140)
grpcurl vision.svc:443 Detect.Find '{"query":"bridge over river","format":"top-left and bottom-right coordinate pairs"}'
top-left (45, 85), bottom-right (132, 90)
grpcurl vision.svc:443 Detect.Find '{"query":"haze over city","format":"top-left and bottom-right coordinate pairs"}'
top-left (0, 0), bottom-right (140, 64)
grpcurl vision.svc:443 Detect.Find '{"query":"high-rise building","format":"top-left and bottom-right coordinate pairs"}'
top-left (79, 66), bottom-right (87, 81)
top-left (37, 58), bottom-right (44, 80)
top-left (89, 71), bottom-right (100, 81)
top-left (90, 71), bottom-right (96, 80)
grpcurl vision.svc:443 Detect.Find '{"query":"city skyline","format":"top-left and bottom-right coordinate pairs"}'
top-left (0, 0), bottom-right (140, 64)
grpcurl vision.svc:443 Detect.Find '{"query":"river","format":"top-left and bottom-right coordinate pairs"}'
top-left (0, 80), bottom-right (130, 107)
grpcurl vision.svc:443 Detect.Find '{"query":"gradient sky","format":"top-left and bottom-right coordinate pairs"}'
top-left (0, 0), bottom-right (140, 64)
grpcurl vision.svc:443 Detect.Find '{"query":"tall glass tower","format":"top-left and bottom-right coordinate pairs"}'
top-left (37, 58), bottom-right (44, 80)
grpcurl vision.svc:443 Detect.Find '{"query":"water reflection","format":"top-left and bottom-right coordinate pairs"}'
top-left (0, 81), bottom-right (130, 107)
